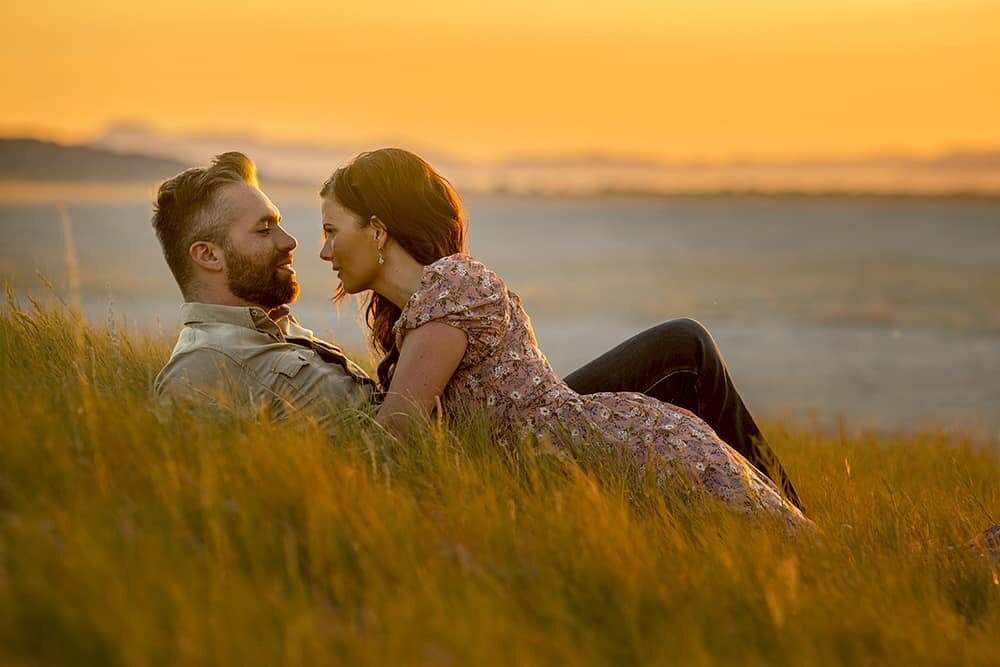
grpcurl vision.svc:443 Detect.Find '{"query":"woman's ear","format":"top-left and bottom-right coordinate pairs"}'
top-left (189, 241), bottom-right (225, 272)
top-left (369, 215), bottom-right (389, 246)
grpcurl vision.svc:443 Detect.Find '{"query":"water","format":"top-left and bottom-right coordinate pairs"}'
top-left (2, 193), bottom-right (998, 435)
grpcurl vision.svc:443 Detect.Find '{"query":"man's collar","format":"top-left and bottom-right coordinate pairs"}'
top-left (180, 302), bottom-right (285, 338)
top-left (282, 316), bottom-right (316, 340)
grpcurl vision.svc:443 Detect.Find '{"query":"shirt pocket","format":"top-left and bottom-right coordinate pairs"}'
top-left (272, 350), bottom-right (312, 379)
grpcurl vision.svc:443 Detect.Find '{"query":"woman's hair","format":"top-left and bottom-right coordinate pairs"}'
top-left (320, 148), bottom-right (467, 389)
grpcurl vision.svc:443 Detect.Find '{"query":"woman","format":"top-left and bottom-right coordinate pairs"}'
top-left (318, 148), bottom-right (812, 530)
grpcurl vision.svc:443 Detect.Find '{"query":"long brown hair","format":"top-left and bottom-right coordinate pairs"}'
top-left (320, 148), bottom-right (467, 389)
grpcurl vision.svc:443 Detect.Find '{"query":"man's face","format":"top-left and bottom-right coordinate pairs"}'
top-left (218, 182), bottom-right (300, 309)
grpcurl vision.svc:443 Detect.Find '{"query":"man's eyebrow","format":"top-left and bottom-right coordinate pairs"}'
top-left (259, 212), bottom-right (282, 225)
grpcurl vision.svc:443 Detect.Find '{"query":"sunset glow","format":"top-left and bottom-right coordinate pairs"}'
top-left (2, 0), bottom-right (999, 160)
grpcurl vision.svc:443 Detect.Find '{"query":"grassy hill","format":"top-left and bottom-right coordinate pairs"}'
top-left (1, 287), bottom-right (997, 665)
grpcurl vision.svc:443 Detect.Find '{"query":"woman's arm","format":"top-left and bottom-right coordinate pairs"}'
top-left (376, 321), bottom-right (468, 437)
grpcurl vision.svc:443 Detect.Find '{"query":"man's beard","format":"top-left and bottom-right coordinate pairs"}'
top-left (224, 243), bottom-right (300, 309)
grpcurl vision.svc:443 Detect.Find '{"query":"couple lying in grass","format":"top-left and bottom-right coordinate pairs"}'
top-left (150, 148), bottom-right (997, 545)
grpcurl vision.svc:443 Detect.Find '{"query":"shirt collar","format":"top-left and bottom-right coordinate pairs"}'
top-left (180, 302), bottom-right (284, 339)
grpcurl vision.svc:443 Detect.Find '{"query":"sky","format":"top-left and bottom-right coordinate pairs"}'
top-left (2, 0), bottom-right (999, 161)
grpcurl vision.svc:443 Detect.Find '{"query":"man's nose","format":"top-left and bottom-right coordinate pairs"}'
top-left (278, 227), bottom-right (297, 251)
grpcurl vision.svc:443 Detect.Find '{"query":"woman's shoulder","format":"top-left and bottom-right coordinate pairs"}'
top-left (395, 253), bottom-right (510, 340)
top-left (424, 253), bottom-right (491, 276)
top-left (420, 253), bottom-right (505, 291)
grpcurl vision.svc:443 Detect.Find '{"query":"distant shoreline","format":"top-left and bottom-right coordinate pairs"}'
top-left (2, 178), bottom-right (999, 204)
top-left (4, 136), bottom-right (1000, 202)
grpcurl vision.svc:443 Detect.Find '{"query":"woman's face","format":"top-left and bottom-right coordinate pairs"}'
top-left (319, 197), bottom-right (381, 294)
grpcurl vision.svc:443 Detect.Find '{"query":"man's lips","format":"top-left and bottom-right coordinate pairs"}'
top-left (275, 257), bottom-right (295, 274)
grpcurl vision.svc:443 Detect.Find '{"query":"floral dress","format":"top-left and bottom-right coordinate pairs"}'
top-left (393, 254), bottom-right (810, 530)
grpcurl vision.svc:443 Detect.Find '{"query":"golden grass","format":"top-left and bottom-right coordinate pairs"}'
top-left (0, 287), bottom-right (997, 666)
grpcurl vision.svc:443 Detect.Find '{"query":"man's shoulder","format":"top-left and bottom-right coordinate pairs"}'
top-left (155, 319), bottom-right (368, 401)
top-left (155, 311), bottom-right (267, 384)
top-left (154, 344), bottom-right (245, 396)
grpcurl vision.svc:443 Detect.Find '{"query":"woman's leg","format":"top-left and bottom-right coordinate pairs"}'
top-left (562, 318), bottom-right (803, 511)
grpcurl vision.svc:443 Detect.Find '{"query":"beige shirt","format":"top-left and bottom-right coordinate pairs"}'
top-left (154, 302), bottom-right (375, 424)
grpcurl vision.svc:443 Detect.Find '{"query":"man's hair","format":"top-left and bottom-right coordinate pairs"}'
top-left (151, 152), bottom-right (259, 293)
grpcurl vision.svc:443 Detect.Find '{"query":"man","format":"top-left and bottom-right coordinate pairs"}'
top-left (152, 152), bottom-right (375, 422)
top-left (153, 152), bottom-right (802, 510)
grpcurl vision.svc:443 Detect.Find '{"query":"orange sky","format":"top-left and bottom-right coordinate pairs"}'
top-left (2, 0), bottom-right (998, 161)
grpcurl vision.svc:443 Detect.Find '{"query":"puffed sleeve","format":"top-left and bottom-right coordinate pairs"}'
top-left (394, 254), bottom-right (510, 367)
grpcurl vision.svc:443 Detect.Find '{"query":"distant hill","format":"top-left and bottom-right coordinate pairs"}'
top-left (85, 124), bottom-right (1000, 195)
top-left (89, 124), bottom-right (457, 186)
top-left (0, 138), bottom-right (188, 181)
top-left (3, 131), bottom-right (1000, 195)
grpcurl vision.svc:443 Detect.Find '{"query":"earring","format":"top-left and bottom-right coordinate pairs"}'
top-left (378, 248), bottom-right (385, 265)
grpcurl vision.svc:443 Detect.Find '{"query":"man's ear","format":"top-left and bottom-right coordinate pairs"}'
top-left (189, 241), bottom-right (225, 273)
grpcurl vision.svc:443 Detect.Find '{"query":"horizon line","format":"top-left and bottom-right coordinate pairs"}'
top-left (3, 123), bottom-right (1000, 170)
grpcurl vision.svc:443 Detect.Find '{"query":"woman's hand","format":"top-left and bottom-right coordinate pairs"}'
top-left (376, 321), bottom-right (468, 437)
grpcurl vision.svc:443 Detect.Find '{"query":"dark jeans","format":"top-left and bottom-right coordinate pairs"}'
top-left (562, 318), bottom-right (803, 511)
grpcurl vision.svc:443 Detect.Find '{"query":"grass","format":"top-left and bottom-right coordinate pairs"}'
top-left (0, 287), bottom-right (998, 666)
